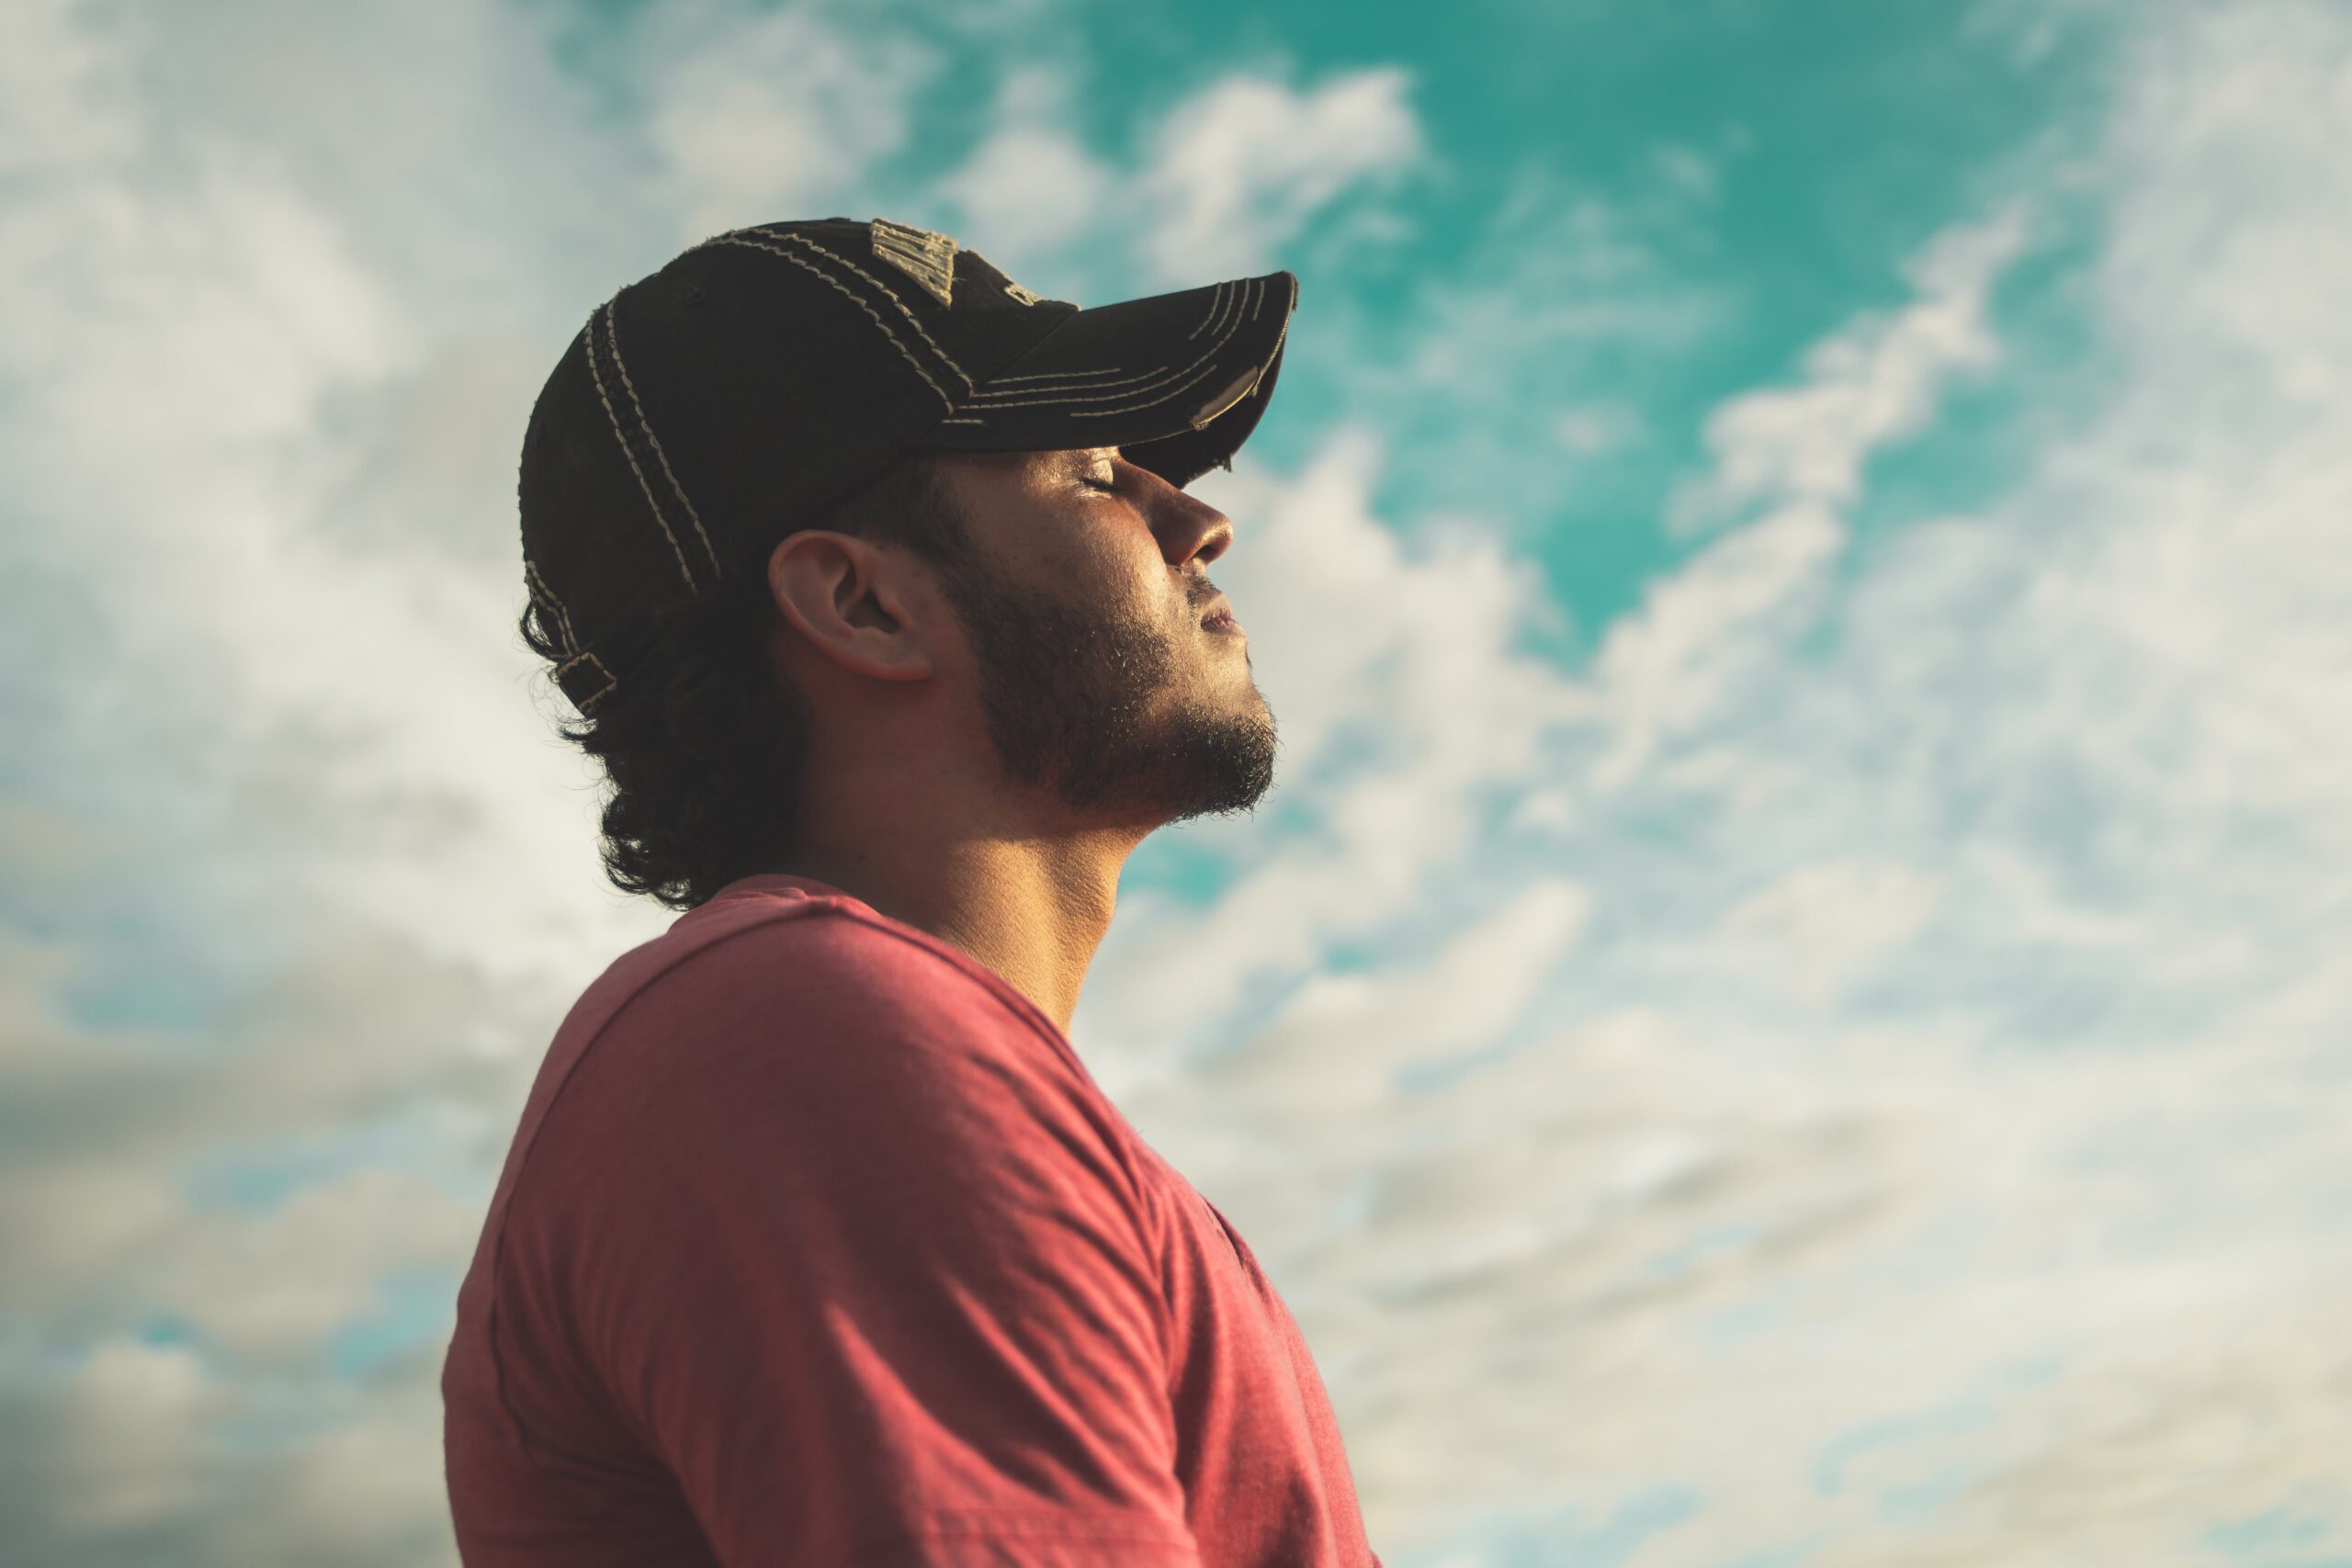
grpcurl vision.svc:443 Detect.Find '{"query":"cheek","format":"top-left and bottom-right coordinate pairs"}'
top-left (1067, 529), bottom-right (1166, 619)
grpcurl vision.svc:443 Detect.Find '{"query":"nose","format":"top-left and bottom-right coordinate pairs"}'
top-left (1125, 456), bottom-right (1233, 570)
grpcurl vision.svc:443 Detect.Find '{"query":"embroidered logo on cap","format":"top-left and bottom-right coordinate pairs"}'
top-left (870, 218), bottom-right (957, 307)
top-left (870, 216), bottom-right (1050, 309)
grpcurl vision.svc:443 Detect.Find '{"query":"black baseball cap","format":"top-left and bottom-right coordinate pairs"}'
top-left (519, 215), bottom-right (1299, 715)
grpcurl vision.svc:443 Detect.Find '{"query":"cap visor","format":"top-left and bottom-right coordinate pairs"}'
top-left (922, 270), bottom-right (1297, 489)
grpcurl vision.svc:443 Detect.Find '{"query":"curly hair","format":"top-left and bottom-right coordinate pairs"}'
top-left (517, 453), bottom-right (974, 911)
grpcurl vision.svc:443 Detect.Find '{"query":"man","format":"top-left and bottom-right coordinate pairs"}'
top-left (440, 217), bottom-right (1384, 1566)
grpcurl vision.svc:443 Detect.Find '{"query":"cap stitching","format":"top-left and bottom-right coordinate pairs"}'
top-left (1069, 279), bottom-right (1271, 420)
top-left (1186, 280), bottom-right (1234, 342)
top-left (523, 558), bottom-right (579, 653)
top-left (964, 359), bottom-right (1177, 401)
top-left (602, 298), bottom-right (723, 581)
top-left (988, 366), bottom-right (1137, 387)
top-left (582, 310), bottom-right (697, 590)
top-left (1070, 355), bottom-right (1233, 421)
top-left (943, 278), bottom-right (1264, 416)
top-left (556, 649), bottom-right (618, 713)
top-left (704, 236), bottom-right (956, 412)
top-left (762, 229), bottom-right (977, 394)
top-left (1206, 277), bottom-right (1247, 337)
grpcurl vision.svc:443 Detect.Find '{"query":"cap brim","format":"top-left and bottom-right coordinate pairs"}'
top-left (921, 270), bottom-right (1297, 490)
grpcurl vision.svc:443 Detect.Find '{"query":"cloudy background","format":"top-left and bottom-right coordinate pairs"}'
top-left (3, 0), bottom-right (2347, 1562)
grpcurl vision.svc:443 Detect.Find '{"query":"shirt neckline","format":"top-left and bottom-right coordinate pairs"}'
top-left (705, 871), bottom-right (855, 905)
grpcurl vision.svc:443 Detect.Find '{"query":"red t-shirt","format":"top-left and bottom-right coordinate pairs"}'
top-left (442, 873), bottom-right (1382, 1566)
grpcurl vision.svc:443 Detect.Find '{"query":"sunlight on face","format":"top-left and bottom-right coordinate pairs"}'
top-left (923, 446), bottom-right (1277, 828)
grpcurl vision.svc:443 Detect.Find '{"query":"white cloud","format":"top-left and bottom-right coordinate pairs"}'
top-left (936, 64), bottom-right (1113, 265)
top-left (1667, 204), bottom-right (2031, 535)
top-left (1713, 858), bottom-right (1942, 1007)
top-left (1207, 878), bottom-right (1592, 1123)
top-left (1080, 424), bottom-right (1588, 1065)
top-left (48, 1340), bottom-right (224, 1531)
top-left (641, 2), bottom-right (941, 241)
top-left (6, 0), bottom-right (2352, 1562)
top-left (1584, 500), bottom-right (1845, 792)
top-left (1307, 165), bottom-right (1729, 544)
top-left (1094, 3), bottom-right (2352, 1562)
top-left (0, 2), bottom-right (662, 1552)
top-left (1134, 66), bottom-right (1424, 284)
top-left (216, 1379), bottom-right (457, 1564)
top-left (160, 1169), bottom-right (484, 1363)
top-left (0, 0), bottom-right (140, 173)
top-left (938, 122), bottom-right (1110, 256)
top-left (1552, 401), bottom-right (1645, 457)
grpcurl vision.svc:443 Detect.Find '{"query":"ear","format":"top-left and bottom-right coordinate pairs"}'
top-left (766, 531), bottom-right (938, 682)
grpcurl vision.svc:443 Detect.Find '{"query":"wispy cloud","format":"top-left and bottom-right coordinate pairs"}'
top-left (935, 64), bottom-right (1113, 267)
top-left (1133, 65), bottom-right (1425, 285)
top-left (1099, 2), bottom-right (2352, 1562)
top-left (1665, 204), bottom-right (2031, 536)
top-left (640, 0), bottom-right (943, 241)
top-left (930, 56), bottom-right (1429, 303)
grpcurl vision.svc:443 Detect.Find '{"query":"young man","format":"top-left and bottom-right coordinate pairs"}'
top-left (440, 218), bottom-right (1384, 1566)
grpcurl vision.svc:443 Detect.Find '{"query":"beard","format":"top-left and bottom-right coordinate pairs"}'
top-left (927, 547), bottom-right (1278, 827)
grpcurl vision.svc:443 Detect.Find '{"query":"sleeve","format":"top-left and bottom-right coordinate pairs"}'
top-left (514, 925), bottom-right (1201, 1567)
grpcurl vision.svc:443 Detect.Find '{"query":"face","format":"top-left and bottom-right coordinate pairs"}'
top-left (926, 446), bottom-right (1277, 829)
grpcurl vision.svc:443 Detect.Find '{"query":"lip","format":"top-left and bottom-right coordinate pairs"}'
top-left (1200, 597), bottom-right (1242, 635)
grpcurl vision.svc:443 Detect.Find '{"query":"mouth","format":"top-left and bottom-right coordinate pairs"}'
top-left (1201, 603), bottom-right (1241, 635)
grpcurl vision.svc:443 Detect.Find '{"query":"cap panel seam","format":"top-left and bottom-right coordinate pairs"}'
top-left (582, 310), bottom-right (698, 591)
top-left (775, 231), bottom-right (976, 393)
top-left (702, 235), bottom-right (957, 412)
top-left (603, 298), bottom-right (723, 581)
top-left (744, 226), bottom-right (978, 396)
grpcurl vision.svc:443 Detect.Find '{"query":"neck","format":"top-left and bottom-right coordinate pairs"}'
top-left (775, 817), bottom-right (1142, 1038)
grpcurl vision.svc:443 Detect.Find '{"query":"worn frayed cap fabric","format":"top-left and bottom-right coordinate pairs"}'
top-left (518, 216), bottom-right (1299, 716)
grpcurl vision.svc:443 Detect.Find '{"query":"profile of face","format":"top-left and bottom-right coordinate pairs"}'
top-left (925, 446), bottom-right (1278, 830)
top-left (766, 445), bottom-right (1279, 840)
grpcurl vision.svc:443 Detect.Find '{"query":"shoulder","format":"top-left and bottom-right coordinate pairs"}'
top-left (543, 889), bottom-right (1084, 1147)
top-left (509, 886), bottom-right (1157, 1249)
top-left (625, 891), bottom-right (1054, 1062)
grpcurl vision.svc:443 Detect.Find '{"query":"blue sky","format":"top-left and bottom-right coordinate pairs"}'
top-left (3, 0), bottom-right (2350, 1563)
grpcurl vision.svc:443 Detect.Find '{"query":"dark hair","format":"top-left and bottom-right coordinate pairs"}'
top-left (517, 453), bottom-right (973, 911)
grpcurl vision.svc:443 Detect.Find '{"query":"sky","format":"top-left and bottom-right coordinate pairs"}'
top-left (2, 0), bottom-right (2348, 1562)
